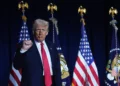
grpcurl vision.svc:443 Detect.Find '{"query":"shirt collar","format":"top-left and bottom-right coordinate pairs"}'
top-left (35, 40), bottom-right (45, 45)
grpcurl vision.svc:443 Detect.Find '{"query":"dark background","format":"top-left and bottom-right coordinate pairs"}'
top-left (1, 0), bottom-right (120, 86)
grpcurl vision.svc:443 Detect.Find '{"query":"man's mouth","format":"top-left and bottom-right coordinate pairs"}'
top-left (38, 36), bottom-right (42, 38)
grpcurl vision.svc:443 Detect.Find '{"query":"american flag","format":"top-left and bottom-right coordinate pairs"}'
top-left (72, 22), bottom-right (100, 86)
top-left (9, 21), bottom-right (30, 86)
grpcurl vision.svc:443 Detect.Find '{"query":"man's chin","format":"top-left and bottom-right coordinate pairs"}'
top-left (36, 39), bottom-right (43, 42)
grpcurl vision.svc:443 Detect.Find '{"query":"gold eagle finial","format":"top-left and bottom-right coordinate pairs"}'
top-left (78, 6), bottom-right (86, 25)
top-left (109, 7), bottom-right (118, 18)
top-left (47, 3), bottom-right (57, 14)
top-left (18, 1), bottom-right (29, 22)
top-left (18, 1), bottom-right (28, 12)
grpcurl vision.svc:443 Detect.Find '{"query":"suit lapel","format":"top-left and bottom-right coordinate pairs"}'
top-left (32, 41), bottom-right (43, 70)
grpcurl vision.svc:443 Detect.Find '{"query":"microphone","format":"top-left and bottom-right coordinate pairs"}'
top-left (110, 20), bottom-right (118, 30)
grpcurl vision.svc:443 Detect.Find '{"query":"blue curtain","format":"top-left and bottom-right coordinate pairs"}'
top-left (1, 0), bottom-right (117, 86)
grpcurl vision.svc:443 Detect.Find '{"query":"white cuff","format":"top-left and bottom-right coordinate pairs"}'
top-left (20, 49), bottom-right (27, 53)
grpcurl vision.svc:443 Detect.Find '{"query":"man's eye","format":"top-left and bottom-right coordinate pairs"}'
top-left (42, 29), bottom-right (45, 31)
top-left (35, 29), bottom-right (46, 32)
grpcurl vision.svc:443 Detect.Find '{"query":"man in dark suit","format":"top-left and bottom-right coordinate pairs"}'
top-left (13, 19), bottom-right (62, 86)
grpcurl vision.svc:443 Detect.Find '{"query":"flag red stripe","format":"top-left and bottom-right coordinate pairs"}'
top-left (11, 69), bottom-right (21, 85)
top-left (72, 56), bottom-right (99, 86)
top-left (19, 69), bottom-right (22, 75)
top-left (74, 67), bottom-right (85, 85)
top-left (72, 78), bottom-right (77, 86)
top-left (77, 56), bottom-right (87, 75)
top-left (8, 80), bottom-right (14, 86)
top-left (86, 71), bottom-right (94, 86)
top-left (89, 64), bottom-right (100, 85)
top-left (78, 55), bottom-right (93, 86)
top-left (72, 55), bottom-right (88, 86)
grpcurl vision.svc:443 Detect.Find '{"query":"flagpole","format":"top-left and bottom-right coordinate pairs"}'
top-left (47, 3), bottom-right (71, 86)
top-left (8, 1), bottom-right (29, 86)
top-left (78, 6), bottom-right (89, 86)
top-left (47, 3), bottom-right (57, 43)
top-left (109, 7), bottom-right (119, 86)
top-left (18, 1), bottom-right (29, 40)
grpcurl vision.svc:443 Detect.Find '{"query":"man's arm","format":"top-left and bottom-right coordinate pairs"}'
top-left (13, 40), bottom-right (33, 70)
top-left (13, 43), bottom-right (26, 70)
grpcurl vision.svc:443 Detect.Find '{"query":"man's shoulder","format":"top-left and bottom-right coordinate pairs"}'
top-left (45, 40), bottom-right (56, 48)
top-left (45, 40), bottom-right (53, 45)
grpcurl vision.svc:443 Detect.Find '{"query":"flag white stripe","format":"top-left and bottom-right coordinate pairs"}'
top-left (76, 62), bottom-right (86, 80)
top-left (73, 73), bottom-right (83, 86)
top-left (73, 50), bottom-right (99, 86)
top-left (86, 62), bottom-right (98, 86)
top-left (88, 82), bottom-right (91, 86)
top-left (12, 66), bottom-right (21, 81)
top-left (73, 50), bottom-right (87, 85)
top-left (78, 51), bottom-right (87, 67)
top-left (91, 62), bottom-right (99, 85)
top-left (9, 74), bottom-right (18, 86)
top-left (79, 49), bottom-right (99, 85)
top-left (92, 62), bottom-right (99, 75)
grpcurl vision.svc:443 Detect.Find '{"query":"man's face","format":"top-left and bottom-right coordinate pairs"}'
top-left (34, 25), bottom-right (48, 42)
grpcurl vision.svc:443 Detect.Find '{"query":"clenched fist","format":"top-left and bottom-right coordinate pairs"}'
top-left (21, 40), bottom-right (33, 50)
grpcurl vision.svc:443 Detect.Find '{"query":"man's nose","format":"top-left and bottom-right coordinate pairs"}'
top-left (38, 30), bottom-right (42, 34)
top-left (39, 29), bottom-right (42, 32)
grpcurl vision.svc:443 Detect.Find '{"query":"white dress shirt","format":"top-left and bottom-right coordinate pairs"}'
top-left (35, 40), bottom-right (53, 75)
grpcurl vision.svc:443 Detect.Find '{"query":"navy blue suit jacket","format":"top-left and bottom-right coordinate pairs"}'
top-left (13, 40), bottom-right (62, 86)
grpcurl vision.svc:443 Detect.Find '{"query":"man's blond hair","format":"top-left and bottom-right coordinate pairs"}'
top-left (32, 19), bottom-right (49, 31)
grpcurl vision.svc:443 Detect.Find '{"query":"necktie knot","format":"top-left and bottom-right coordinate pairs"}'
top-left (41, 42), bottom-right (44, 46)
top-left (41, 42), bottom-right (44, 49)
